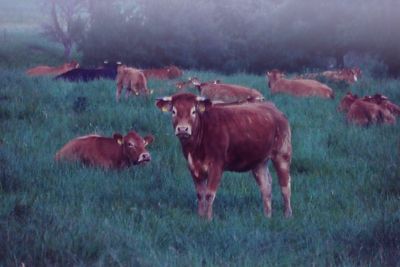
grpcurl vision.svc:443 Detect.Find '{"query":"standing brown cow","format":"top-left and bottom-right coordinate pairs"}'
top-left (190, 77), bottom-right (264, 103)
top-left (156, 93), bottom-right (292, 220)
top-left (116, 65), bottom-right (150, 101)
top-left (26, 60), bottom-right (79, 76)
top-left (55, 131), bottom-right (154, 169)
top-left (267, 70), bottom-right (334, 99)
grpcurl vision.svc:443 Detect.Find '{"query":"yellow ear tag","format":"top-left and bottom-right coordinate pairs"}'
top-left (162, 106), bottom-right (169, 112)
top-left (198, 104), bottom-right (206, 113)
top-left (117, 139), bottom-right (123, 145)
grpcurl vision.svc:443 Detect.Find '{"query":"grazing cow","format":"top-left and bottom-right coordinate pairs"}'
top-left (115, 65), bottom-right (150, 101)
top-left (55, 131), bottom-right (154, 169)
top-left (26, 60), bottom-right (79, 76)
top-left (156, 93), bottom-right (292, 220)
top-left (267, 70), bottom-right (334, 99)
top-left (190, 77), bottom-right (264, 103)
top-left (346, 98), bottom-right (396, 126)
top-left (143, 65), bottom-right (183, 80)
top-left (55, 61), bottom-right (121, 82)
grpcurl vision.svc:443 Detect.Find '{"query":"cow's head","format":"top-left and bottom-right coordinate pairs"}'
top-left (113, 131), bottom-right (154, 165)
top-left (266, 69), bottom-right (284, 87)
top-left (67, 60), bottom-right (80, 69)
top-left (156, 93), bottom-right (212, 140)
top-left (117, 64), bottom-right (127, 74)
top-left (339, 92), bottom-right (358, 112)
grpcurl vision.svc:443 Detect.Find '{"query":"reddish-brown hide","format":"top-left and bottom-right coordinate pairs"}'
top-left (55, 131), bottom-right (154, 169)
top-left (339, 92), bottom-right (398, 126)
top-left (190, 77), bottom-right (264, 103)
top-left (301, 67), bottom-right (361, 84)
top-left (156, 93), bottom-right (292, 220)
top-left (115, 65), bottom-right (150, 101)
top-left (143, 65), bottom-right (183, 80)
top-left (26, 60), bottom-right (79, 76)
top-left (267, 70), bottom-right (334, 99)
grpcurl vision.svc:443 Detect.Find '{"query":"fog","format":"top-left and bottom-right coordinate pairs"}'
top-left (2, 0), bottom-right (400, 75)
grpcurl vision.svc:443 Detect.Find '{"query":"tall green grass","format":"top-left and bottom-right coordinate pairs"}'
top-left (1, 27), bottom-right (400, 267)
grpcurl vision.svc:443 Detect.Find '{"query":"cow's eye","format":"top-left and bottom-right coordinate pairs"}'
top-left (191, 109), bottom-right (196, 116)
top-left (172, 109), bottom-right (176, 116)
top-left (128, 142), bottom-right (135, 148)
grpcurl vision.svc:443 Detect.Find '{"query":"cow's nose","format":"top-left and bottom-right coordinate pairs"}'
top-left (177, 126), bottom-right (189, 133)
top-left (138, 152), bottom-right (151, 162)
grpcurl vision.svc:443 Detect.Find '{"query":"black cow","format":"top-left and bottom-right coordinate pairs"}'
top-left (55, 61), bottom-right (121, 82)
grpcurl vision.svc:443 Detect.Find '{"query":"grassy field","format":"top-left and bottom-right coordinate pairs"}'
top-left (1, 4), bottom-right (400, 266)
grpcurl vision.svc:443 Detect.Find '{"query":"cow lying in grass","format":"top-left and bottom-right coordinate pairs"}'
top-left (301, 67), bottom-right (361, 84)
top-left (55, 61), bottom-right (121, 82)
top-left (175, 78), bottom-right (220, 91)
top-left (267, 69), bottom-right (334, 99)
top-left (55, 131), bottom-right (154, 169)
top-left (26, 60), bottom-right (79, 76)
top-left (339, 92), bottom-right (398, 126)
top-left (156, 93), bottom-right (292, 220)
top-left (116, 65), bottom-right (151, 101)
top-left (189, 77), bottom-right (264, 103)
top-left (143, 65), bottom-right (183, 80)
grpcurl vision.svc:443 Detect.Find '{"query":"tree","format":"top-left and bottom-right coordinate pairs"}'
top-left (41, 0), bottom-right (88, 60)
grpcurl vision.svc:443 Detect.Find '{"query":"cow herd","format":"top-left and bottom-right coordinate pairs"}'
top-left (25, 60), bottom-right (399, 220)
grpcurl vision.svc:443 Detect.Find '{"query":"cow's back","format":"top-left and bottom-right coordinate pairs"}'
top-left (200, 83), bottom-right (263, 103)
top-left (55, 135), bottom-right (121, 167)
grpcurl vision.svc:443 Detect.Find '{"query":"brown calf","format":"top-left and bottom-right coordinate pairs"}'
top-left (116, 65), bottom-right (150, 101)
top-left (55, 131), bottom-right (154, 169)
top-left (143, 65), bottom-right (183, 80)
top-left (267, 70), bottom-right (334, 99)
top-left (190, 77), bottom-right (264, 103)
top-left (156, 93), bottom-right (292, 220)
top-left (26, 60), bottom-right (79, 76)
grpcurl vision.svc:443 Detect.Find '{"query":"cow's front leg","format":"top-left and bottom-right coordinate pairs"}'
top-left (204, 166), bottom-right (223, 220)
top-left (192, 175), bottom-right (207, 218)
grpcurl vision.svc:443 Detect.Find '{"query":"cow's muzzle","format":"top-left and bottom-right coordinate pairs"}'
top-left (175, 125), bottom-right (192, 138)
top-left (137, 152), bottom-right (151, 164)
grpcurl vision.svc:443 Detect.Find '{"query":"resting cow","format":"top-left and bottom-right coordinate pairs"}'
top-left (116, 65), bottom-right (150, 101)
top-left (190, 77), bottom-right (264, 103)
top-left (143, 65), bottom-right (183, 80)
top-left (346, 98), bottom-right (395, 126)
top-left (156, 93), bottom-right (292, 220)
top-left (267, 69), bottom-right (334, 99)
top-left (26, 60), bottom-right (79, 76)
top-left (55, 131), bottom-right (154, 169)
top-left (55, 61), bottom-right (121, 82)
top-left (301, 67), bottom-right (361, 84)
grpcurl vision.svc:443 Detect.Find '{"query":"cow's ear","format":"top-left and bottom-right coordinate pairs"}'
top-left (155, 97), bottom-right (172, 112)
top-left (143, 135), bottom-right (154, 146)
top-left (113, 133), bottom-right (124, 145)
top-left (196, 96), bottom-right (212, 113)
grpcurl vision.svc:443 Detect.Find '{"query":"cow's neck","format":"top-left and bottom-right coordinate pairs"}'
top-left (180, 115), bottom-right (206, 158)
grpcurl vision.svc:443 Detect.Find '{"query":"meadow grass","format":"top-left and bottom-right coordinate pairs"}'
top-left (1, 22), bottom-right (400, 267)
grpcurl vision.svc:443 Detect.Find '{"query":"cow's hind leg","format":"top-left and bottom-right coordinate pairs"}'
top-left (252, 162), bottom-right (272, 218)
top-left (272, 154), bottom-right (292, 218)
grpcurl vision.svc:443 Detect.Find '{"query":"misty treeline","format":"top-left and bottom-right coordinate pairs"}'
top-left (43, 0), bottom-right (400, 75)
